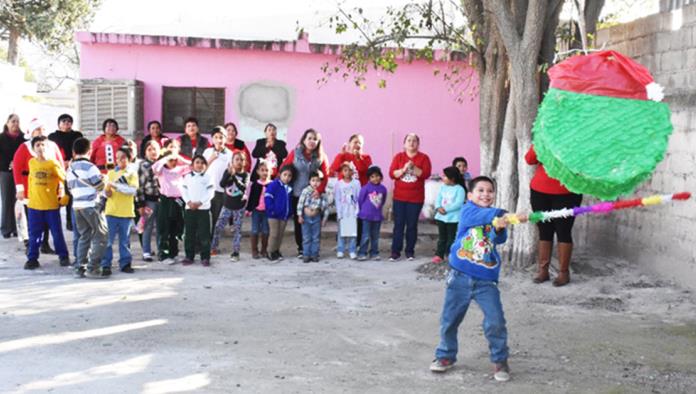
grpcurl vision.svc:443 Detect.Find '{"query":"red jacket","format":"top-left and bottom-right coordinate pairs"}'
top-left (12, 140), bottom-right (64, 195)
top-left (525, 145), bottom-right (571, 195)
top-left (90, 135), bottom-right (127, 173)
top-left (389, 151), bottom-right (432, 203)
top-left (330, 152), bottom-right (373, 186)
top-left (281, 149), bottom-right (329, 193)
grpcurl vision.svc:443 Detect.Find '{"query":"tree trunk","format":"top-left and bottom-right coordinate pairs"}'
top-left (8, 28), bottom-right (20, 65)
top-left (584, 0), bottom-right (605, 45)
top-left (505, 68), bottom-right (539, 268)
top-left (478, 37), bottom-right (509, 176)
top-left (539, 0), bottom-right (565, 93)
top-left (486, 0), bottom-right (548, 269)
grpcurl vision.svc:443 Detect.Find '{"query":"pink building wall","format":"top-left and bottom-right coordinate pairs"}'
top-left (77, 33), bottom-right (480, 180)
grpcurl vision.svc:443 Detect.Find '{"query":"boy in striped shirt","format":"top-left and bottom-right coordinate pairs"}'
top-left (67, 138), bottom-right (107, 278)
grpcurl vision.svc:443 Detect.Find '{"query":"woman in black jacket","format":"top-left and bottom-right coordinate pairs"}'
top-left (0, 114), bottom-right (25, 238)
top-left (250, 123), bottom-right (287, 182)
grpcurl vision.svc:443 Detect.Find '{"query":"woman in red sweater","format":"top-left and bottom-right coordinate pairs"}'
top-left (329, 134), bottom-right (373, 185)
top-left (280, 129), bottom-right (329, 257)
top-left (389, 133), bottom-right (431, 261)
top-left (330, 134), bottom-right (373, 246)
top-left (525, 145), bottom-right (582, 286)
top-left (90, 118), bottom-right (126, 174)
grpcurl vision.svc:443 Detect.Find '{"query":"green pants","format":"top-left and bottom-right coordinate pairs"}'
top-left (436, 220), bottom-right (458, 258)
top-left (184, 209), bottom-right (211, 260)
top-left (157, 196), bottom-right (184, 259)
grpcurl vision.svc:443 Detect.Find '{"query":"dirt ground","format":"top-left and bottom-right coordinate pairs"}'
top-left (1, 225), bottom-right (695, 394)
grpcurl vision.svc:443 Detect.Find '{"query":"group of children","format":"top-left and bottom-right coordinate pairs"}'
top-left (22, 122), bottom-right (394, 276)
top-left (18, 118), bottom-right (519, 381)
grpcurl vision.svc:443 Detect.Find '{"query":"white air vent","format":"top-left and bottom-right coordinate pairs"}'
top-left (78, 79), bottom-right (144, 138)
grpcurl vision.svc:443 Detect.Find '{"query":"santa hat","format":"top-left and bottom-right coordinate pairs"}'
top-left (26, 118), bottom-right (46, 138)
top-left (548, 50), bottom-right (664, 102)
top-left (532, 50), bottom-right (673, 200)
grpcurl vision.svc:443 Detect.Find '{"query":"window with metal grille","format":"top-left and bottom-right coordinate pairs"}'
top-left (162, 87), bottom-right (225, 133)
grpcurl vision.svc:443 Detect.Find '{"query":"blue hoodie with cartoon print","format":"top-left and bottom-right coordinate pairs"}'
top-left (448, 201), bottom-right (508, 282)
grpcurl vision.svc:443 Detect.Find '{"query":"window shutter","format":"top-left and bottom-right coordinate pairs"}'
top-left (78, 79), bottom-right (144, 138)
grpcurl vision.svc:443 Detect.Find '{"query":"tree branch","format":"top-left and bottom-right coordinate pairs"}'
top-left (521, 0), bottom-right (546, 56)
top-left (487, 0), bottom-right (521, 56)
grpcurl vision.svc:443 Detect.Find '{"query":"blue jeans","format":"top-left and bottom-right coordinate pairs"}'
top-left (27, 208), bottom-right (69, 260)
top-left (358, 220), bottom-right (381, 258)
top-left (391, 200), bottom-right (422, 257)
top-left (435, 269), bottom-right (509, 363)
top-left (337, 236), bottom-right (356, 254)
top-left (101, 216), bottom-right (133, 269)
top-left (141, 200), bottom-right (158, 255)
top-left (251, 210), bottom-right (269, 235)
top-left (301, 214), bottom-right (321, 258)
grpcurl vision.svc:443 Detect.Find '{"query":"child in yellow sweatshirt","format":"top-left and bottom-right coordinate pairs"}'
top-left (25, 136), bottom-right (69, 269)
top-left (100, 146), bottom-right (139, 277)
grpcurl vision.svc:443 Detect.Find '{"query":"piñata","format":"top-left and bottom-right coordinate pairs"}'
top-left (532, 50), bottom-right (673, 200)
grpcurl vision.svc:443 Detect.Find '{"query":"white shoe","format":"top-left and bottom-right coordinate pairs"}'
top-left (349, 252), bottom-right (357, 259)
top-left (493, 361), bottom-right (510, 382)
top-left (336, 252), bottom-right (344, 259)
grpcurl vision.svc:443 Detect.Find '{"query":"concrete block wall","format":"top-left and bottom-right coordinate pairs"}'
top-left (575, 5), bottom-right (696, 289)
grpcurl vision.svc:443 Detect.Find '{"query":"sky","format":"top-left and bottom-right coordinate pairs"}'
top-left (89, 0), bottom-right (421, 44)
top-left (20, 0), bottom-right (660, 92)
top-left (87, 0), bottom-right (658, 42)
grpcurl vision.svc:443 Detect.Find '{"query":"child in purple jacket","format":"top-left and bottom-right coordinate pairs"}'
top-left (357, 166), bottom-right (388, 260)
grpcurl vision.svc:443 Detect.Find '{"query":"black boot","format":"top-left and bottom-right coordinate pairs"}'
top-left (40, 240), bottom-right (55, 254)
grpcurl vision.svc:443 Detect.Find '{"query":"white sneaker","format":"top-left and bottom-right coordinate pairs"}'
top-left (349, 252), bottom-right (357, 259)
top-left (336, 252), bottom-right (344, 259)
top-left (493, 361), bottom-right (510, 382)
top-left (143, 253), bottom-right (153, 262)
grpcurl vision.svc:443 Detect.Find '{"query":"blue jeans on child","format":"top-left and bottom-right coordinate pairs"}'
top-left (141, 200), bottom-right (158, 256)
top-left (101, 216), bottom-right (133, 269)
top-left (358, 219), bottom-right (381, 258)
top-left (301, 214), bottom-right (321, 258)
top-left (251, 210), bottom-right (269, 234)
top-left (337, 234), bottom-right (356, 255)
top-left (435, 269), bottom-right (509, 363)
top-left (391, 199), bottom-right (422, 258)
top-left (27, 208), bottom-right (69, 261)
